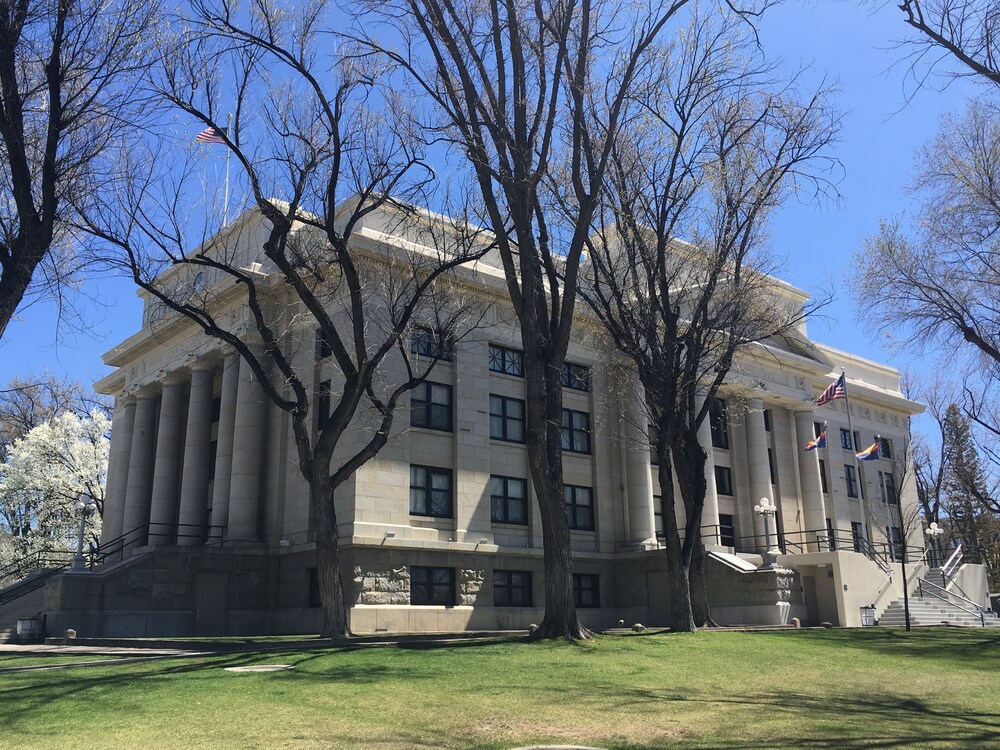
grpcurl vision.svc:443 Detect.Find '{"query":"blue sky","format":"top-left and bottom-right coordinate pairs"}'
top-left (0, 1), bottom-right (979, 392)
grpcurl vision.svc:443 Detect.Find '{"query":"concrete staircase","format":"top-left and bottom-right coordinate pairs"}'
top-left (878, 567), bottom-right (1000, 628)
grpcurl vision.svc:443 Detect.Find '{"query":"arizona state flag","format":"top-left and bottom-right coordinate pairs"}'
top-left (856, 442), bottom-right (881, 461)
top-left (804, 432), bottom-right (827, 452)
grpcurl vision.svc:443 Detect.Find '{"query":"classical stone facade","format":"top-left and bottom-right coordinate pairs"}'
top-left (47, 207), bottom-right (941, 635)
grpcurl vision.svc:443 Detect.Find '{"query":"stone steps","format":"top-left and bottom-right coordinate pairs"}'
top-left (879, 598), bottom-right (1000, 628)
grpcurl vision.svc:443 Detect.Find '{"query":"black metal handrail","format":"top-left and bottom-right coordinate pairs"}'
top-left (0, 550), bottom-right (75, 584)
top-left (94, 522), bottom-right (227, 564)
top-left (0, 551), bottom-right (78, 607)
top-left (696, 523), bottom-right (937, 569)
top-left (1, 522), bottom-right (230, 606)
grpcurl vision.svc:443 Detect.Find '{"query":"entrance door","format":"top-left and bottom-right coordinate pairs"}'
top-left (195, 571), bottom-right (229, 635)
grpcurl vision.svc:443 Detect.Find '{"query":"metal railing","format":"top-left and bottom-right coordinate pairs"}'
top-left (1, 522), bottom-right (228, 609)
top-left (93, 522), bottom-right (227, 565)
top-left (917, 575), bottom-right (987, 626)
top-left (0, 551), bottom-right (78, 606)
top-left (942, 544), bottom-right (964, 578)
top-left (696, 523), bottom-right (940, 573)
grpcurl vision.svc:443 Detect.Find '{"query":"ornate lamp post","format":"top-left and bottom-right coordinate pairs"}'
top-left (72, 492), bottom-right (98, 571)
top-left (925, 521), bottom-right (945, 568)
top-left (753, 497), bottom-right (779, 569)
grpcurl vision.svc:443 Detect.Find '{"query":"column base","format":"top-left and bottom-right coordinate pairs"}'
top-left (759, 550), bottom-right (780, 569)
top-left (221, 538), bottom-right (266, 549)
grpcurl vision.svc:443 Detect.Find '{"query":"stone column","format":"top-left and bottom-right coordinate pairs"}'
top-left (745, 397), bottom-right (774, 552)
top-left (794, 410), bottom-right (828, 552)
top-left (122, 392), bottom-right (159, 545)
top-left (177, 364), bottom-right (215, 545)
top-left (101, 396), bottom-right (136, 543)
top-left (148, 377), bottom-right (186, 544)
top-left (624, 387), bottom-right (655, 544)
top-left (698, 396), bottom-right (721, 546)
top-left (210, 351), bottom-right (240, 540)
top-left (226, 349), bottom-right (266, 542)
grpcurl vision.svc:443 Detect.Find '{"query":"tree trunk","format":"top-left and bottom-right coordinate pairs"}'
top-left (524, 353), bottom-right (586, 640)
top-left (690, 548), bottom-right (716, 627)
top-left (657, 457), bottom-right (696, 633)
top-left (311, 474), bottom-right (350, 639)
top-left (900, 535), bottom-right (911, 632)
top-left (672, 431), bottom-right (712, 628)
top-left (665, 521), bottom-right (696, 632)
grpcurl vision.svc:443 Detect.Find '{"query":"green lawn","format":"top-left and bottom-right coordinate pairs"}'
top-left (1, 628), bottom-right (997, 749)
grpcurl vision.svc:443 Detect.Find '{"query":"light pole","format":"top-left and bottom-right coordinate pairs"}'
top-left (753, 497), bottom-right (778, 569)
top-left (72, 492), bottom-right (98, 571)
top-left (926, 521), bottom-right (945, 568)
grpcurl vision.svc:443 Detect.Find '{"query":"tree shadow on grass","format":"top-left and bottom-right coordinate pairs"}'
top-left (754, 627), bottom-right (1000, 670)
top-left (607, 686), bottom-right (1000, 749)
top-left (0, 646), bottom-right (426, 732)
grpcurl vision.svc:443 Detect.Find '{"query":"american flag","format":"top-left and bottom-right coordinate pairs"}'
top-left (194, 126), bottom-right (226, 145)
top-left (815, 373), bottom-right (846, 406)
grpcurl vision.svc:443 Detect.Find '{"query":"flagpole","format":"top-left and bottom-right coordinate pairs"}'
top-left (841, 369), bottom-right (878, 558)
top-left (222, 113), bottom-right (233, 227)
top-left (821, 419), bottom-right (832, 550)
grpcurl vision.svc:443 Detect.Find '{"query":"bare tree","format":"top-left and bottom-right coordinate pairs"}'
top-left (908, 374), bottom-right (1000, 588)
top-left (578, 13), bottom-right (838, 631)
top-left (81, 0), bottom-right (492, 638)
top-left (857, 99), bottom-right (1000, 465)
top-left (0, 0), bottom-right (157, 339)
top-left (359, 0), bottom-right (776, 640)
top-left (895, 0), bottom-right (1000, 86)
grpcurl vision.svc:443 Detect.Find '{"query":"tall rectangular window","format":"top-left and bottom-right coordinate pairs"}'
top-left (564, 485), bottom-right (594, 530)
top-left (410, 566), bottom-right (455, 605)
top-left (490, 475), bottom-right (528, 524)
top-left (317, 379), bottom-right (332, 430)
top-left (573, 573), bottom-right (600, 608)
top-left (410, 381), bottom-right (453, 431)
top-left (852, 521), bottom-right (864, 552)
top-left (493, 570), bottom-right (532, 607)
top-left (818, 458), bottom-right (829, 494)
top-left (768, 448), bottom-right (776, 484)
top-left (709, 398), bottom-right (729, 449)
top-left (316, 328), bottom-right (332, 360)
top-left (888, 526), bottom-right (904, 562)
top-left (714, 465), bottom-right (733, 496)
top-left (410, 465), bottom-right (453, 518)
top-left (490, 395), bottom-right (525, 443)
top-left (561, 408), bottom-right (591, 453)
top-left (763, 409), bottom-right (772, 432)
top-left (879, 437), bottom-right (893, 459)
top-left (561, 362), bottom-right (590, 391)
top-left (844, 465), bottom-right (859, 498)
top-left (879, 472), bottom-right (897, 504)
top-left (840, 428), bottom-right (852, 450)
top-left (719, 514), bottom-right (736, 547)
top-left (410, 326), bottom-right (453, 361)
top-left (814, 421), bottom-right (824, 437)
top-left (488, 344), bottom-right (523, 376)
top-left (826, 518), bottom-right (837, 551)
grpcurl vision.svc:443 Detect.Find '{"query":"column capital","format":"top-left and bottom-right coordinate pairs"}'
top-left (133, 387), bottom-right (160, 401)
top-left (158, 370), bottom-right (188, 387)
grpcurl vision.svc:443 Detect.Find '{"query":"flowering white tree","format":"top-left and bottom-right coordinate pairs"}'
top-left (0, 409), bottom-right (110, 569)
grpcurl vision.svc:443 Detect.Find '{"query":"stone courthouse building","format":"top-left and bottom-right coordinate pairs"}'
top-left (38, 205), bottom-right (953, 636)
